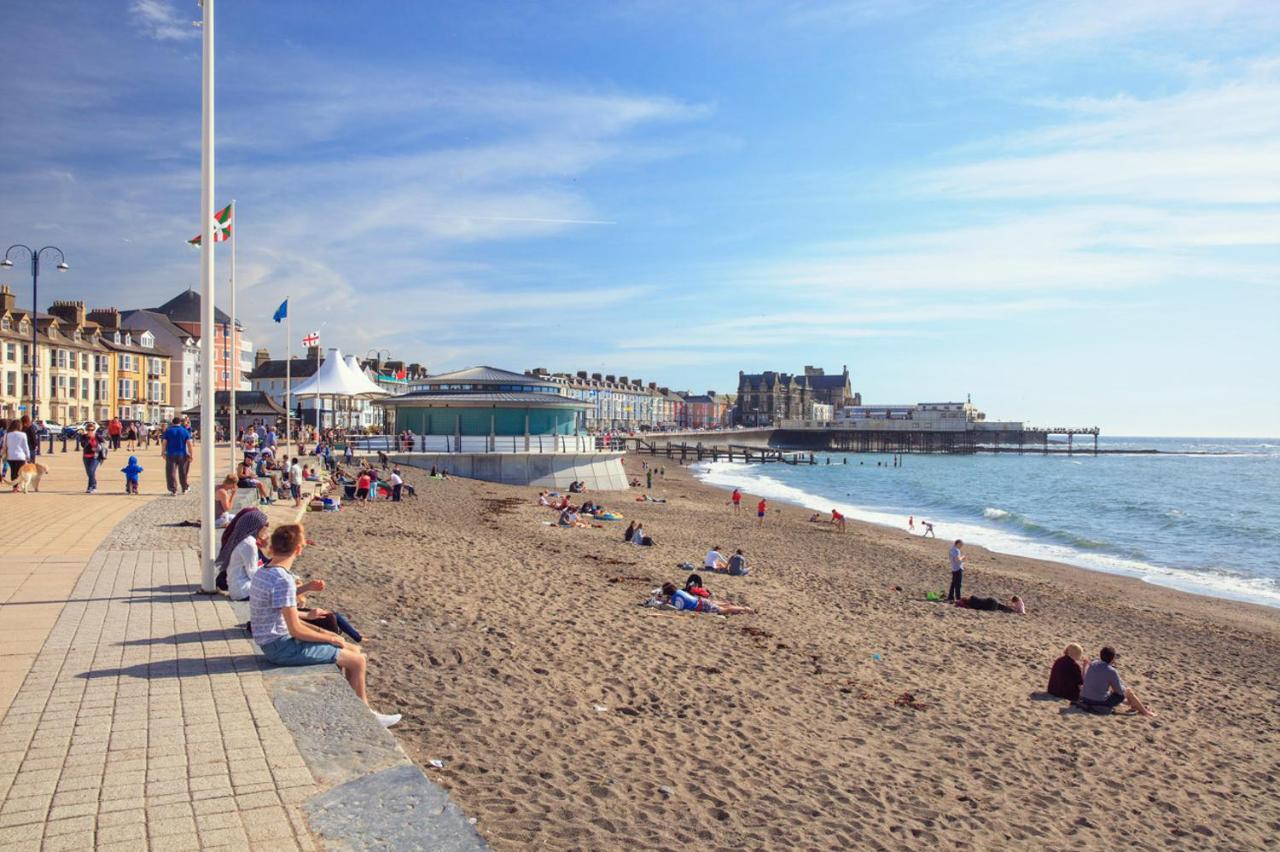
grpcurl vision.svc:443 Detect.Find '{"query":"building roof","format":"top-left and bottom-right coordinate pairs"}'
top-left (183, 391), bottom-right (286, 416)
top-left (248, 358), bottom-right (321, 381)
top-left (423, 365), bottom-right (559, 387)
top-left (682, 394), bottom-right (716, 404)
top-left (384, 391), bottom-right (589, 408)
top-left (121, 309), bottom-right (198, 343)
top-left (151, 290), bottom-right (233, 326)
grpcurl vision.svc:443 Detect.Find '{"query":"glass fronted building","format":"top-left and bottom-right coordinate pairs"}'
top-left (384, 366), bottom-right (589, 436)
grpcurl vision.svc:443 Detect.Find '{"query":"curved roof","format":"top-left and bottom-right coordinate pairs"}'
top-left (418, 365), bottom-right (558, 388)
top-left (344, 355), bottom-right (390, 397)
top-left (383, 391), bottom-right (589, 408)
top-left (290, 348), bottom-right (378, 397)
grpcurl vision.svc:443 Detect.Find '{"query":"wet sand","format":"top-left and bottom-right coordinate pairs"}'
top-left (298, 458), bottom-right (1280, 850)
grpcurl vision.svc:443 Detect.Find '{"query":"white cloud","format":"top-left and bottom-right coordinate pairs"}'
top-left (130, 0), bottom-right (198, 42)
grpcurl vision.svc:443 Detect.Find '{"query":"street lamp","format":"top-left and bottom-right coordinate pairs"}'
top-left (2, 245), bottom-right (69, 422)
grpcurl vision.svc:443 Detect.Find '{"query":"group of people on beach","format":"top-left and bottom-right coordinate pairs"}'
top-left (1047, 644), bottom-right (1155, 716)
top-left (729, 488), bottom-right (769, 527)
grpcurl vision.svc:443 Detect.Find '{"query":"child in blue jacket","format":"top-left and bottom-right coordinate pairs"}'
top-left (121, 455), bottom-right (144, 494)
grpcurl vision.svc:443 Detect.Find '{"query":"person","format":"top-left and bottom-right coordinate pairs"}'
top-left (728, 549), bottom-right (749, 576)
top-left (242, 425), bottom-right (260, 460)
top-left (4, 418), bottom-right (30, 488)
top-left (237, 458), bottom-right (273, 504)
top-left (1047, 643), bottom-right (1086, 701)
top-left (908, 515), bottom-right (915, 532)
top-left (947, 539), bottom-right (965, 601)
top-left (704, 546), bottom-right (728, 572)
top-left (623, 521), bottom-right (637, 543)
top-left (956, 595), bottom-right (1022, 613)
top-left (22, 415), bottom-right (39, 459)
top-left (538, 490), bottom-right (552, 507)
top-left (355, 470), bottom-right (372, 501)
top-left (215, 474), bottom-right (238, 527)
top-left (731, 488), bottom-right (742, 513)
top-left (831, 508), bottom-right (846, 532)
top-left (922, 521), bottom-right (935, 538)
top-left (288, 457), bottom-right (304, 507)
top-left (262, 425), bottom-right (278, 457)
top-left (632, 523), bottom-right (654, 546)
top-left (646, 469), bottom-right (653, 490)
top-left (389, 467), bottom-right (403, 502)
top-left (558, 506), bottom-right (586, 528)
top-left (78, 422), bottom-right (102, 494)
top-left (107, 417), bottom-right (123, 450)
top-left (248, 524), bottom-right (400, 727)
top-left (219, 509), bottom-right (272, 601)
top-left (162, 416), bottom-right (193, 496)
top-left (684, 574), bottom-right (711, 599)
top-left (1080, 647), bottom-right (1155, 716)
top-left (756, 497), bottom-right (767, 528)
top-left (660, 582), bottom-right (754, 615)
top-left (121, 455), bottom-right (144, 494)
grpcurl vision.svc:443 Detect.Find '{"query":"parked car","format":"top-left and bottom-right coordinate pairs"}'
top-left (35, 420), bottom-right (63, 437)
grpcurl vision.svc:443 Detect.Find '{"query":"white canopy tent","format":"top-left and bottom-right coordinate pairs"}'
top-left (289, 347), bottom-right (386, 430)
top-left (345, 355), bottom-right (392, 398)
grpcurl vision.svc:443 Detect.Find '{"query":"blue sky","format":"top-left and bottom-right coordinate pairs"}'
top-left (2, 1), bottom-right (1278, 436)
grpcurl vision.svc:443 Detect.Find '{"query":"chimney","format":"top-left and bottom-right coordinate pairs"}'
top-left (49, 300), bottom-right (87, 325)
top-left (619, 376), bottom-right (628, 385)
top-left (87, 307), bottom-right (121, 330)
top-left (254, 349), bottom-right (271, 368)
top-left (648, 382), bottom-right (657, 389)
top-left (307, 345), bottom-right (321, 362)
top-left (0, 286), bottom-right (15, 313)
top-left (577, 370), bottom-right (588, 379)
top-left (605, 374), bottom-right (616, 383)
top-left (591, 373), bottom-right (602, 381)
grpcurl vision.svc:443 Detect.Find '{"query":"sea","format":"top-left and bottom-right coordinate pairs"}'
top-left (693, 437), bottom-right (1280, 609)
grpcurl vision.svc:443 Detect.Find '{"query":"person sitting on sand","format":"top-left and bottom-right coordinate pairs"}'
top-left (558, 506), bottom-right (587, 528)
top-left (631, 523), bottom-right (654, 546)
top-left (728, 549), bottom-right (749, 576)
top-left (1079, 646), bottom-right (1155, 716)
top-left (704, 545), bottom-right (728, 572)
top-left (249, 523), bottom-right (400, 728)
top-left (623, 521), bottom-right (637, 543)
top-left (1047, 643), bottom-right (1086, 701)
top-left (808, 512), bottom-right (823, 523)
top-left (660, 582), bottom-right (754, 615)
top-left (538, 490), bottom-right (551, 507)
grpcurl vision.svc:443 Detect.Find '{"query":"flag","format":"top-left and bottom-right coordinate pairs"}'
top-left (188, 203), bottom-right (232, 245)
top-left (302, 331), bottom-right (320, 347)
top-left (273, 299), bottom-right (288, 323)
top-left (396, 368), bottom-right (407, 380)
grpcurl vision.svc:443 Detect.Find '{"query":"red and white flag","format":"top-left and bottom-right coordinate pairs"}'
top-left (302, 331), bottom-right (320, 347)
top-left (188, 203), bottom-right (232, 245)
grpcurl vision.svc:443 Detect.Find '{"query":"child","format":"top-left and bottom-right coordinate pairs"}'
top-left (121, 455), bottom-right (144, 494)
top-left (289, 457), bottom-right (304, 507)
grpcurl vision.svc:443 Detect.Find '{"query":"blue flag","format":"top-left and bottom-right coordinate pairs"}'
top-left (273, 298), bottom-right (288, 323)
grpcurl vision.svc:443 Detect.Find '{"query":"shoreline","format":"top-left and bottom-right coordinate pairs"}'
top-left (301, 456), bottom-right (1280, 849)
top-left (691, 456), bottom-right (1280, 612)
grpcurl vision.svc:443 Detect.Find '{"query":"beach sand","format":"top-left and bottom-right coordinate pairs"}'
top-left (299, 458), bottom-right (1280, 850)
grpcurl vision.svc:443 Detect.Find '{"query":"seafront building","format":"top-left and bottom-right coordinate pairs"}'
top-left (525, 368), bottom-right (738, 432)
top-left (249, 347), bottom-right (426, 429)
top-left (829, 399), bottom-right (1022, 431)
top-left (736, 365), bottom-right (859, 426)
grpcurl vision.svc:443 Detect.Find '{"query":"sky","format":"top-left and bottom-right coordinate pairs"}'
top-left (1, 0), bottom-right (1278, 436)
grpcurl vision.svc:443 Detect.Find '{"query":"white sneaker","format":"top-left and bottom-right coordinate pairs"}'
top-left (373, 711), bottom-right (401, 728)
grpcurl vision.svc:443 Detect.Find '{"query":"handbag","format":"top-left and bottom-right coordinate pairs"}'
top-left (96, 444), bottom-right (109, 461)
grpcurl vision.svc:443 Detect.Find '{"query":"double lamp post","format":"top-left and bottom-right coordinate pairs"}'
top-left (2, 245), bottom-right (69, 422)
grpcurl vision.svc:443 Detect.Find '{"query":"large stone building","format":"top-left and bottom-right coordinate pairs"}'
top-left (735, 365), bottom-right (859, 426)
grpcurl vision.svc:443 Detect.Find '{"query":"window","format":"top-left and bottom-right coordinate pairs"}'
top-left (82, 378), bottom-right (89, 399)
top-left (18, 319), bottom-right (29, 334)
top-left (5, 373), bottom-right (14, 396)
top-left (0, 316), bottom-right (9, 331)
top-left (5, 343), bottom-right (13, 362)
top-left (81, 353), bottom-right (89, 370)
top-left (140, 332), bottom-right (154, 348)
top-left (113, 331), bottom-right (121, 344)
top-left (55, 349), bottom-right (67, 368)
top-left (118, 378), bottom-right (135, 400)
top-left (73, 329), bottom-right (82, 341)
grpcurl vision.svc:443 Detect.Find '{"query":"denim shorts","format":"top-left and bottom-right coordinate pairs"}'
top-left (1082, 692), bottom-right (1126, 710)
top-left (259, 636), bottom-right (339, 667)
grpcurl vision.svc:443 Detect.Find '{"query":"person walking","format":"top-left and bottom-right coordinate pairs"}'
top-left (107, 417), bottom-right (123, 450)
top-left (22, 415), bottom-right (39, 459)
top-left (731, 488), bottom-right (742, 513)
top-left (947, 539), bottom-right (965, 601)
top-left (4, 419), bottom-right (30, 488)
top-left (756, 497), bottom-right (768, 528)
top-left (162, 416), bottom-right (193, 495)
top-left (78, 421), bottom-right (102, 494)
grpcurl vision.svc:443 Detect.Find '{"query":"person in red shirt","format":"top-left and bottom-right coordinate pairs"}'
top-left (831, 509), bottom-right (846, 532)
top-left (684, 574), bottom-right (711, 599)
top-left (1047, 643), bottom-right (1086, 701)
top-left (355, 472), bottom-right (372, 501)
top-left (756, 498), bottom-right (767, 528)
top-left (731, 488), bottom-right (742, 513)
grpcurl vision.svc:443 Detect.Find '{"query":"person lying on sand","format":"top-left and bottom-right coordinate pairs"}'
top-left (704, 546), bottom-right (728, 572)
top-left (684, 574), bottom-right (711, 599)
top-left (1079, 646), bottom-right (1155, 716)
top-left (1047, 643), bottom-right (1085, 701)
top-left (660, 582), bottom-right (754, 615)
top-left (955, 595), bottom-right (1025, 613)
top-left (249, 523), bottom-right (399, 727)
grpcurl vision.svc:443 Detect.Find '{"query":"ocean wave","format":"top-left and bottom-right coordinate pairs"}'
top-left (694, 461), bottom-right (1280, 609)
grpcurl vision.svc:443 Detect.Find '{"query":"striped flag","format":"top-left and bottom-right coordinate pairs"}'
top-left (188, 203), bottom-right (232, 245)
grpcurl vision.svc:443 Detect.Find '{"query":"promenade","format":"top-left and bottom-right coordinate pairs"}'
top-left (0, 443), bottom-right (321, 850)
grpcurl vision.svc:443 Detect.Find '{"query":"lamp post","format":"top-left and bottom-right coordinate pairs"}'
top-left (364, 349), bottom-right (391, 432)
top-left (2, 245), bottom-right (69, 422)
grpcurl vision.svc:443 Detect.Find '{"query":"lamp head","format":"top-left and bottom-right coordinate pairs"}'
top-left (0, 258), bottom-right (12, 268)
top-left (56, 262), bottom-right (69, 272)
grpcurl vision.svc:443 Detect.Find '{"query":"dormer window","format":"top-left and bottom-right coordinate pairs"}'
top-left (141, 331), bottom-right (154, 348)
top-left (18, 320), bottom-right (29, 334)
top-left (113, 331), bottom-right (121, 344)
top-left (0, 316), bottom-right (9, 331)
top-left (73, 330), bottom-right (82, 341)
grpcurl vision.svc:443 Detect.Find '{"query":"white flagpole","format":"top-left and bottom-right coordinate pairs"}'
top-left (198, 0), bottom-right (218, 593)
top-left (228, 197), bottom-right (237, 470)
top-left (285, 303), bottom-right (292, 460)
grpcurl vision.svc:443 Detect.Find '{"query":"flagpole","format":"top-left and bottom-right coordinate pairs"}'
top-left (228, 198), bottom-right (237, 471)
top-left (285, 303), bottom-right (292, 461)
top-left (198, 0), bottom-right (218, 594)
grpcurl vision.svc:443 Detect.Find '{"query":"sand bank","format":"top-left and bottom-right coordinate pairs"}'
top-left (298, 458), bottom-right (1280, 850)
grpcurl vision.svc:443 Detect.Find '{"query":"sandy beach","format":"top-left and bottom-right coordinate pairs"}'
top-left (298, 458), bottom-right (1280, 850)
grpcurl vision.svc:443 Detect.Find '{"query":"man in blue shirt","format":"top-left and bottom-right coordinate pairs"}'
top-left (162, 416), bottom-right (193, 495)
top-left (1080, 646), bottom-right (1155, 716)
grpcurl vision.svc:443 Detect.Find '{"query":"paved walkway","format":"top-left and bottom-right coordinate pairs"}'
top-left (0, 444), bottom-right (323, 850)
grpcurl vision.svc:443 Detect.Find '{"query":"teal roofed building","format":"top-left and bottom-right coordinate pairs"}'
top-left (383, 366), bottom-right (589, 436)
